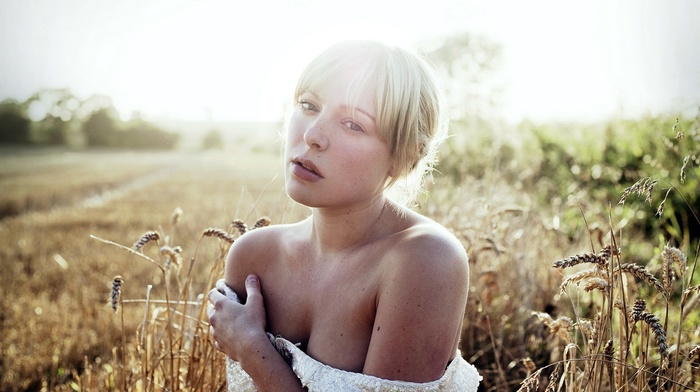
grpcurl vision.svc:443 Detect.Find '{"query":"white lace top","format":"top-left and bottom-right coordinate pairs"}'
top-left (217, 280), bottom-right (481, 391)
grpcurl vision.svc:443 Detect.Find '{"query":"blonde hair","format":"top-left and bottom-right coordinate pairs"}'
top-left (292, 40), bottom-right (447, 205)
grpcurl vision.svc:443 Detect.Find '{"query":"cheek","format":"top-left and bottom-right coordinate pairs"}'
top-left (342, 146), bottom-right (392, 181)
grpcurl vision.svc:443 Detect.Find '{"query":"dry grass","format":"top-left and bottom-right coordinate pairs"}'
top-left (0, 148), bottom-right (304, 391)
top-left (527, 238), bottom-right (698, 391)
top-left (513, 119), bottom-right (700, 392)
top-left (0, 127), bottom-right (697, 391)
top-left (85, 212), bottom-right (271, 391)
top-left (0, 148), bottom-right (185, 219)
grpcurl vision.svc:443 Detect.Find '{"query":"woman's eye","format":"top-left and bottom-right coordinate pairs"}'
top-left (342, 120), bottom-right (365, 133)
top-left (299, 100), bottom-right (317, 111)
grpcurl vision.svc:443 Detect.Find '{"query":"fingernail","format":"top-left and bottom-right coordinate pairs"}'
top-left (246, 274), bottom-right (258, 284)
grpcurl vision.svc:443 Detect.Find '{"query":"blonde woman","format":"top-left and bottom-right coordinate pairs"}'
top-left (208, 40), bottom-right (481, 391)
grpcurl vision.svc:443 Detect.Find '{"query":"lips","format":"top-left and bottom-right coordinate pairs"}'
top-left (291, 156), bottom-right (323, 181)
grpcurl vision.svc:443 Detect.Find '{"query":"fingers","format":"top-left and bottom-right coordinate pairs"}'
top-left (208, 287), bottom-right (226, 303)
top-left (207, 288), bottom-right (225, 327)
top-left (207, 275), bottom-right (264, 358)
top-left (209, 324), bottom-right (222, 352)
top-left (244, 274), bottom-right (262, 306)
top-left (208, 275), bottom-right (262, 324)
top-left (207, 303), bottom-right (216, 323)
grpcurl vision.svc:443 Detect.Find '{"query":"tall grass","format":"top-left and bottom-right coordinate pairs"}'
top-left (0, 115), bottom-right (697, 391)
top-left (81, 213), bottom-right (271, 391)
top-left (0, 149), bottom-right (293, 391)
top-left (518, 118), bottom-right (699, 391)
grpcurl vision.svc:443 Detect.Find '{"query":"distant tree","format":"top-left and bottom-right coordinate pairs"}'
top-left (425, 33), bottom-right (506, 184)
top-left (81, 108), bottom-right (179, 150)
top-left (26, 88), bottom-right (80, 121)
top-left (75, 94), bottom-right (116, 120)
top-left (38, 116), bottom-right (70, 145)
top-left (26, 88), bottom-right (81, 145)
top-left (427, 33), bottom-right (504, 130)
top-left (82, 108), bottom-right (118, 147)
top-left (119, 120), bottom-right (179, 150)
top-left (201, 129), bottom-right (224, 150)
top-left (0, 99), bottom-right (31, 144)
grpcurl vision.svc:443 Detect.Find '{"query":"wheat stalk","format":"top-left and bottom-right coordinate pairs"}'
top-left (160, 245), bottom-right (182, 269)
top-left (111, 275), bottom-right (124, 312)
top-left (689, 345), bottom-right (700, 366)
top-left (662, 245), bottom-right (687, 270)
top-left (230, 219), bottom-right (248, 235)
top-left (533, 312), bottom-right (574, 344)
top-left (171, 207), bottom-right (183, 226)
top-left (110, 275), bottom-right (127, 391)
top-left (552, 249), bottom-right (610, 269)
top-left (614, 263), bottom-right (665, 293)
top-left (551, 317), bottom-right (574, 343)
top-left (680, 156), bottom-right (689, 184)
top-left (575, 318), bottom-right (595, 345)
top-left (560, 267), bottom-right (605, 293)
top-left (630, 299), bottom-right (669, 359)
top-left (619, 177), bottom-right (657, 205)
top-left (603, 339), bottom-right (614, 389)
top-left (202, 228), bottom-right (235, 244)
top-left (520, 357), bottom-right (536, 376)
top-left (661, 244), bottom-right (686, 296)
top-left (517, 368), bottom-right (543, 392)
top-left (545, 362), bottom-right (561, 392)
top-left (133, 231), bottom-right (161, 252)
top-left (582, 278), bottom-right (610, 293)
top-left (252, 216), bottom-right (271, 229)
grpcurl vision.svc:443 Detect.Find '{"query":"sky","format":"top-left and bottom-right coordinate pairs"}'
top-left (1, 0), bottom-right (699, 124)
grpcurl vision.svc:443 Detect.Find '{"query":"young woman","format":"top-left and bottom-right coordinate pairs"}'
top-left (208, 40), bottom-right (481, 391)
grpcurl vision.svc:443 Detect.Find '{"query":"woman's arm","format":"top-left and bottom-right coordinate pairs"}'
top-left (208, 229), bottom-right (305, 391)
top-left (362, 228), bottom-right (469, 383)
top-left (208, 274), bottom-right (305, 391)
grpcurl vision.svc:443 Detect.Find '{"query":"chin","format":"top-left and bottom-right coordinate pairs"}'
top-left (286, 186), bottom-right (338, 209)
top-left (285, 181), bottom-right (314, 206)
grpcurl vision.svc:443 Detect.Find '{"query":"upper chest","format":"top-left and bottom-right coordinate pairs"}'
top-left (258, 242), bottom-right (388, 370)
top-left (263, 244), bottom-right (384, 331)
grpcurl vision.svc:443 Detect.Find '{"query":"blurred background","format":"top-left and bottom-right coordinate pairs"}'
top-left (1, 1), bottom-right (700, 391)
top-left (1, 0), bottom-right (699, 149)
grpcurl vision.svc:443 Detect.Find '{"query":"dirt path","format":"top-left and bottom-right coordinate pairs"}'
top-left (0, 149), bottom-right (193, 221)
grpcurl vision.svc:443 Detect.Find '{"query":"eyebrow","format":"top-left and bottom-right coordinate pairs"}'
top-left (303, 90), bottom-right (376, 123)
top-left (350, 106), bottom-right (376, 123)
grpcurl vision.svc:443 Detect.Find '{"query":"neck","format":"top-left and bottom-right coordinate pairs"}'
top-left (307, 195), bottom-right (392, 256)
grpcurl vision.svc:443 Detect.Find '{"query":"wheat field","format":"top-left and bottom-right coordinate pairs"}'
top-left (0, 119), bottom-right (698, 392)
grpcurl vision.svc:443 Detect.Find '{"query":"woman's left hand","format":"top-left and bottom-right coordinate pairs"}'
top-left (207, 274), bottom-right (268, 362)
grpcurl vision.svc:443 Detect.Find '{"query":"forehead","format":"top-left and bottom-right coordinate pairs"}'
top-left (310, 68), bottom-right (376, 106)
top-left (298, 44), bottom-right (379, 88)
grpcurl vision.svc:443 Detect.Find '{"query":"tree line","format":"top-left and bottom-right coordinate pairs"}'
top-left (0, 33), bottom-right (502, 151)
top-left (0, 88), bottom-right (179, 149)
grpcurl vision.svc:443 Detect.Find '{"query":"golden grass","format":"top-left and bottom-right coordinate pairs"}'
top-left (0, 140), bottom-right (697, 391)
top-left (519, 230), bottom-right (698, 389)
top-left (0, 148), bottom-right (303, 391)
top-left (0, 149), bottom-right (187, 219)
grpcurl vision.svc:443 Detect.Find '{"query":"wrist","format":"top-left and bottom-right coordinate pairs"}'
top-left (237, 330), bottom-right (275, 362)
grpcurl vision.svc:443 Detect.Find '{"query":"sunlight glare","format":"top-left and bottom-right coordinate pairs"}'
top-left (259, 21), bottom-right (416, 122)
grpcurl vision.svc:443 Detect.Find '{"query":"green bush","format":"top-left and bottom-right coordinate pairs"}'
top-left (438, 114), bottom-right (699, 260)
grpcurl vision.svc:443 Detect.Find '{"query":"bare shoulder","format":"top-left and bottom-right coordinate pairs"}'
top-left (224, 221), bottom-right (304, 295)
top-left (364, 210), bottom-right (469, 381)
top-left (225, 223), bottom-right (286, 261)
top-left (386, 211), bottom-right (469, 286)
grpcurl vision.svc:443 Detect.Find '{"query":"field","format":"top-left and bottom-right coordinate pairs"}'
top-left (0, 116), bottom-right (698, 391)
top-left (0, 146), bottom-right (306, 390)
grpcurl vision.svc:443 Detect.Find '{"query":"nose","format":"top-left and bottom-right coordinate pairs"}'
top-left (303, 117), bottom-right (329, 151)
